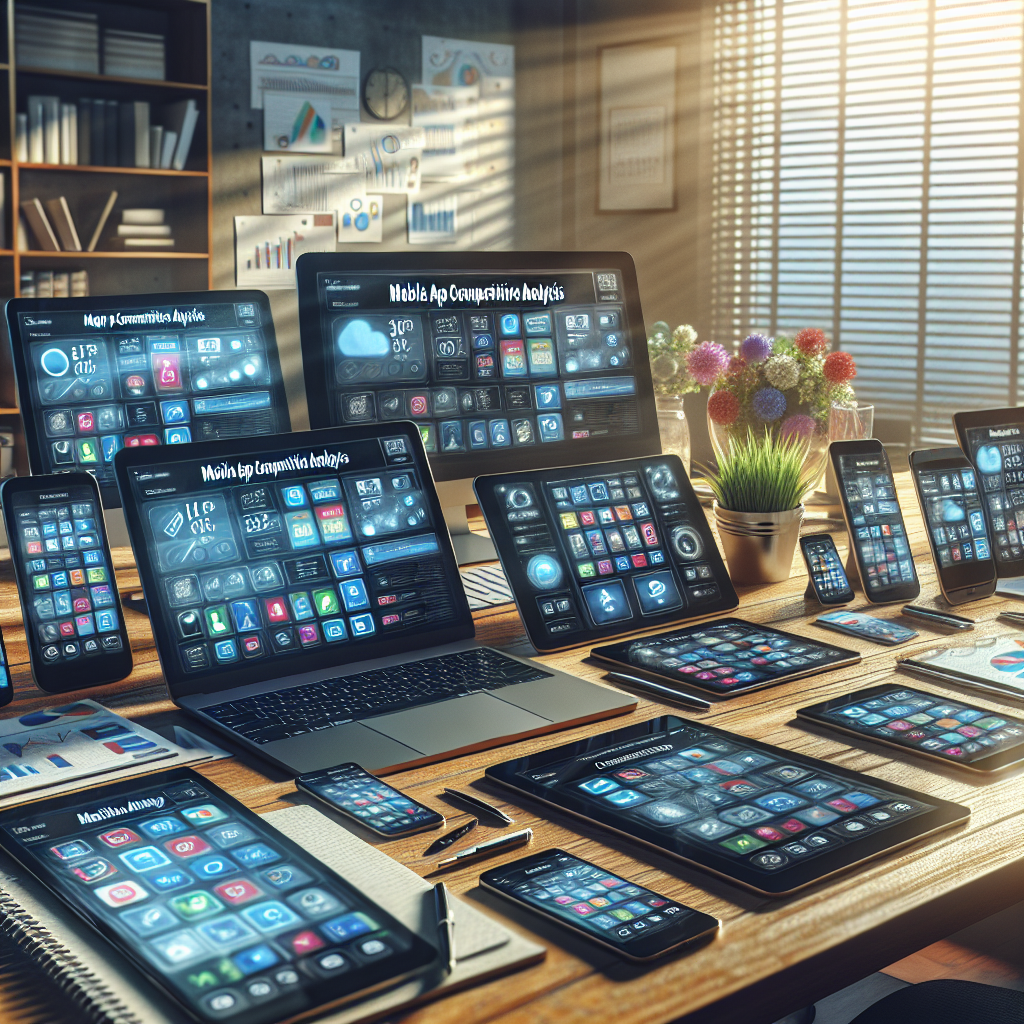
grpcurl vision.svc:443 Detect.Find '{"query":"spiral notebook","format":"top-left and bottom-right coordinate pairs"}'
top-left (0, 804), bottom-right (545, 1024)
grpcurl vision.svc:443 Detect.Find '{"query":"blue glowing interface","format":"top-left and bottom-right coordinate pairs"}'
top-left (964, 423), bottom-right (1024, 566)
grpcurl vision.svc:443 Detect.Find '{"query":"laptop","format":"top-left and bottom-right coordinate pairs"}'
top-left (114, 421), bottom-right (636, 774)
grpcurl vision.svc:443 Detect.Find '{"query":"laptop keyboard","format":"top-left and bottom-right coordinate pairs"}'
top-left (203, 648), bottom-right (551, 745)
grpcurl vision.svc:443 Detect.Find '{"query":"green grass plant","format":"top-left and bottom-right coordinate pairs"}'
top-left (700, 429), bottom-right (817, 513)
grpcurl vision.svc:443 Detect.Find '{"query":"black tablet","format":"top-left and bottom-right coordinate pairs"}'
top-left (485, 716), bottom-right (969, 896)
top-left (0, 768), bottom-right (437, 1024)
top-left (952, 406), bottom-right (1024, 577)
top-left (590, 618), bottom-right (860, 698)
top-left (5, 290), bottom-right (290, 508)
top-left (474, 455), bottom-right (738, 652)
top-left (798, 683), bottom-right (1024, 774)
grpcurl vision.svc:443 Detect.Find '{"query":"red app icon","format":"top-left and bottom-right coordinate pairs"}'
top-left (826, 797), bottom-right (858, 814)
top-left (289, 930), bottom-right (325, 955)
top-left (382, 613), bottom-right (400, 626)
top-left (99, 828), bottom-right (141, 848)
top-left (71, 858), bottom-right (117, 884)
top-left (597, 559), bottom-right (613, 575)
top-left (641, 522), bottom-right (659, 546)
top-left (409, 395), bottom-right (429, 416)
top-left (264, 598), bottom-right (289, 623)
top-left (125, 434), bottom-right (160, 447)
top-left (124, 375), bottom-right (146, 395)
top-left (164, 835), bottom-right (211, 858)
top-left (73, 597), bottom-right (91, 613)
top-left (59, 621), bottom-right (76, 637)
top-left (631, 553), bottom-right (648, 568)
top-left (780, 818), bottom-right (807, 834)
top-left (27, 541), bottom-right (42, 554)
top-left (154, 354), bottom-right (181, 390)
top-left (242, 635), bottom-right (262, 655)
top-left (579, 511), bottom-right (596, 526)
top-left (753, 826), bottom-right (785, 842)
top-left (77, 412), bottom-right (95, 432)
top-left (213, 879), bottom-right (263, 905)
top-left (69, 569), bottom-right (85, 586)
top-left (95, 880), bottom-right (148, 907)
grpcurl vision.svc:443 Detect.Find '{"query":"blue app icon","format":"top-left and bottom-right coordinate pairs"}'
top-left (160, 400), bottom-right (190, 424)
top-left (321, 912), bottom-right (375, 943)
top-left (632, 571), bottom-right (683, 614)
top-left (140, 817), bottom-right (187, 839)
top-left (473, 333), bottom-right (494, 349)
top-left (150, 869), bottom-right (192, 891)
top-left (440, 420), bottom-right (465, 453)
top-left (526, 554), bottom-right (563, 590)
top-left (233, 843), bottom-right (281, 868)
top-left (578, 777), bottom-right (619, 795)
top-left (330, 550), bottom-right (362, 578)
top-left (84, 550), bottom-right (102, 565)
top-left (241, 901), bottom-right (299, 933)
top-left (214, 639), bottom-right (238, 663)
top-left (119, 846), bottom-right (172, 873)
top-left (537, 414), bottom-right (563, 443)
top-left (164, 427), bottom-right (192, 444)
top-left (753, 792), bottom-right (807, 814)
top-left (198, 915), bottom-right (255, 949)
top-left (349, 613), bottom-right (375, 637)
top-left (232, 943), bottom-right (280, 976)
top-left (489, 419), bottom-right (511, 447)
top-left (281, 485), bottom-right (307, 508)
top-left (614, 555), bottom-right (631, 572)
top-left (100, 435), bottom-right (123, 462)
top-left (581, 580), bottom-right (633, 625)
top-left (323, 618), bottom-right (348, 642)
top-left (499, 314), bottom-right (521, 336)
top-left (95, 609), bottom-right (119, 632)
top-left (469, 421), bottom-right (488, 448)
top-left (289, 593), bottom-right (314, 621)
top-left (340, 579), bottom-right (369, 612)
top-left (230, 600), bottom-right (259, 631)
top-left (122, 905), bottom-right (178, 937)
top-left (192, 855), bottom-right (238, 879)
top-left (604, 789), bottom-right (650, 807)
top-left (534, 384), bottom-right (561, 409)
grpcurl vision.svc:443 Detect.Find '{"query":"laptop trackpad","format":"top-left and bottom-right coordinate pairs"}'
top-left (365, 693), bottom-right (551, 757)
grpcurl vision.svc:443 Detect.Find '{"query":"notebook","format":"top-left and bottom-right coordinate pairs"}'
top-left (899, 635), bottom-right (1024, 700)
top-left (0, 804), bottom-right (544, 1023)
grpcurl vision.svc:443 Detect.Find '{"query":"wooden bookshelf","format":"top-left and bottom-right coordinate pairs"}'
top-left (0, 0), bottom-right (212, 475)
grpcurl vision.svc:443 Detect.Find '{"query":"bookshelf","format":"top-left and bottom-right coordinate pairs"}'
top-left (0, 0), bottom-right (211, 477)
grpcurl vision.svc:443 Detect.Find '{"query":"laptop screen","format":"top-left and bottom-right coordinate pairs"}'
top-left (6, 291), bottom-right (290, 508)
top-left (296, 252), bottom-right (661, 481)
top-left (115, 423), bottom-right (473, 698)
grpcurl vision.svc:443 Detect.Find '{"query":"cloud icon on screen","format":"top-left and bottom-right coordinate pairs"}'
top-left (337, 319), bottom-right (390, 359)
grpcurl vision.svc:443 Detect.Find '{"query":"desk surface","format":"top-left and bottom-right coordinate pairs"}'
top-left (1, 472), bottom-right (1022, 1024)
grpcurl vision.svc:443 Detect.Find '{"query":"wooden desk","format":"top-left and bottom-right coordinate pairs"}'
top-left (1, 472), bottom-right (1022, 1024)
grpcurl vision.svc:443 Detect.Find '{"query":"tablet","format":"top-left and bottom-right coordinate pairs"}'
top-left (798, 683), bottom-right (1024, 774)
top-left (590, 618), bottom-right (860, 698)
top-left (952, 406), bottom-right (1024, 577)
top-left (485, 716), bottom-right (969, 896)
top-left (0, 768), bottom-right (437, 1024)
top-left (473, 455), bottom-right (738, 652)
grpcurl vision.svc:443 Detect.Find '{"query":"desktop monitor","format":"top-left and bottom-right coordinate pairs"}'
top-left (5, 290), bottom-right (291, 519)
top-left (295, 251), bottom-right (661, 560)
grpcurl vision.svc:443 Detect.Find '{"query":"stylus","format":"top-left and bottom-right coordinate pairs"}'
top-left (998, 611), bottom-right (1024, 626)
top-left (442, 787), bottom-right (514, 825)
top-left (423, 819), bottom-right (478, 856)
top-left (901, 605), bottom-right (975, 630)
top-left (435, 828), bottom-right (533, 870)
top-left (432, 881), bottom-right (457, 974)
top-left (605, 672), bottom-right (712, 711)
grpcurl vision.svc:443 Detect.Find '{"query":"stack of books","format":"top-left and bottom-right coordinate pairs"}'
top-left (115, 208), bottom-right (174, 250)
top-left (19, 190), bottom-right (118, 253)
top-left (103, 28), bottom-right (165, 80)
top-left (18, 97), bottom-right (199, 170)
top-left (15, 6), bottom-right (99, 73)
top-left (20, 270), bottom-right (89, 298)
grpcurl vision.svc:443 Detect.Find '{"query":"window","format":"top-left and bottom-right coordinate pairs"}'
top-left (709, 0), bottom-right (1024, 444)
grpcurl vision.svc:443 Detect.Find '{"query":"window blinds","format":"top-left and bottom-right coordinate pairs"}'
top-left (710, 0), bottom-right (1024, 444)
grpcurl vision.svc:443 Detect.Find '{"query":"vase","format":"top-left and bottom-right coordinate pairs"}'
top-left (655, 395), bottom-right (691, 476)
top-left (823, 403), bottom-right (876, 501)
top-left (713, 502), bottom-right (804, 585)
top-left (706, 387), bottom-right (830, 496)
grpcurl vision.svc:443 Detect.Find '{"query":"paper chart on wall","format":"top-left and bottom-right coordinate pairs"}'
top-left (263, 91), bottom-right (335, 153)
top-left (407, 189), bottom-right (458, 245)
top-left (343, 124), bottom-right (424, 194)
top-left (261, 154), bottom-right (364, 213)
top-left (338, 193), bottom-right (383, 243)
top-left (250, 40), bottom-right (360, 112)
top-left (411, 83), bottom-right (480, 182)
top-left (235, 212), bottom-right (337, 289)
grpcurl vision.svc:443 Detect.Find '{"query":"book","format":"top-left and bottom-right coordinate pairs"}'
top-left (86, 190), bottom-right (118, 252)
top-left (122, 208), bottom-right (165, 225)
top-left (43, 96), bottom-right (60, 164)
top-left (0, 175), bottom-right (5, 250)
top-left (900, 635), bottom-right (1024, 700)
top-left (118, 100), bottom-right (150, 168)
top-left (35, 270), bottom-right (53, 297)
top-left (104, 99), bottom-right (118, 167)
top-left (26, 95), bottom-right (46, 163)
top-left (19, 198), bottom-right (60, 251)
top-left (52, 272), bottom-right (69, 298)
top-left (149, 125), bottom-right (163, 170)
top-left (103, 28), bottom-right (166, 80)
top-left (15, 112), bottom-right (28, 162)
top-left (20, 270), bottom-right (89, 297)
top-left (162, 98), bottom-right (199, 171)
top-left (71, 269), bottom-right (89, 297)
top-left (19, 270), bottom-right (36, 297)
top-left (111, 236), bottom-right (176, 249)
top-left (117, 223), bottom-right (171, 237)
top-left (76, 99), bottom-right (91, 165)
top-left (0, 804), bottom-right (543, 1024)
top-left (43, 197), bottom-right (82, 251)
top-left (90, 99), bottom-right (105, 166)
top-left (59, 103), bottom-right (73, 164)
top-left (159, 129), bottom-right (178, 169)
top-left (15, 8), bottom-right (99, 74)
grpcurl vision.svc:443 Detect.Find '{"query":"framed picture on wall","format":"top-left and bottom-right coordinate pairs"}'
top-left (598, 43), bottom-right (677, 211)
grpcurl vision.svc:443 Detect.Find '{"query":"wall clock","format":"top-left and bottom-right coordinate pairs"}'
top-left (363, 67), bottom-right (410, 120)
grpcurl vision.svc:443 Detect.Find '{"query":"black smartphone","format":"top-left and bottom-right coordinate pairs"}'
top-left (800, 534), bottom-right (854, 605)
top-left (0, 473), bottom-right (132, 692)
top-left (829, 439), bottom-right (921, 603)
top-left (815, 610), bottom-right (918, 646)
top-left (798, 683), bottom-right (1024, 774)
top-left (295, 763), bottom-right (445, 838)
top-left (910, 447), bottom-right (998, 604)
top-left (0, 625), bottom-right (12, 707)
top-left (479, 848), bottom-right (719, 962)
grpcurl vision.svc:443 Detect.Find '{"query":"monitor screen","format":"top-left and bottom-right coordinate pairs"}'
top-left (114, 422), bottom-right (473, 698)
top-left (6, 291), bottom-right (291, 508)
top-left (296, 252), bottom-right (661, 480)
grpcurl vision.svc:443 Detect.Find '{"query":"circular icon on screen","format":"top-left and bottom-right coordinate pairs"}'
top-left (506, 487), bottom-right (534, 510)
top-left (526, 554), bottom-right (563, 591)
top-left (670, 525), bottom-right (703, 561)
top-left (39, 348), bottom-right (70, 377)
top-left (646, 464), bottom-right (679, 501)
top-left (976, 445), bottom-right (1002, 475)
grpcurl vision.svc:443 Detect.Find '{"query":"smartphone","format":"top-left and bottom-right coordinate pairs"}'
top-left (800, 534), bottom-right (854, 605)
top-left (830, 439), bottom-right (921, 603)
top-left (0, 626), bottom-right (12, 708)
top-left (815, 610), bottom-right (918, 646)
top-left (295, 763), bottom-right (445, 838)
top-left (910, 447), bottom-right (998, 604)
top-left (0, 473), bottom-right (132, 692)
top-left (480, 848), bottom-right (719, 962)
top-left (798, 683), bottom-right (1024, 774)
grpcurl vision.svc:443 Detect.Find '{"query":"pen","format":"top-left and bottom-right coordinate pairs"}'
top-left (999, 610), bottom-right (1024, 626)
top-left (605, 672), bottom-right (712, 711)
top-left (432, 881), bottom-right (456, 974)
top-left (442, 787), bottom-right (514, 825)
top-left (422, 819), bottom-right (477, 856)
top-left (901, 605), bottom-right (974, 630)
top-left (435, 828), bottom-right (533, 871)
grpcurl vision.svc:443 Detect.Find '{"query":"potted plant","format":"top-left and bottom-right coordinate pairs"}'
top-left (700, 429), bottom-right (819, 585)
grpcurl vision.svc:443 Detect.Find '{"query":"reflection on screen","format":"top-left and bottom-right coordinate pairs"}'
top-left (301, 765), bottom-right (438, 835)
top-left (17, 299), bottom-right (288, 499)
top-left (804, 537), bottom-right (850, 599)
top-left (915, 465), bottom-right (993, 566)
top-left (0, 629), bottom-right (8, 699)
top-left (964, 423), bottom-right (1024, 565)
top-left (839, 455), bottom-right (917, 592)
top-left (311, 270), bottom-right (642, 457)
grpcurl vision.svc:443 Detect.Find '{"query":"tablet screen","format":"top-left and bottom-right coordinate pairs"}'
top-left (486, 716), bottom-right (968, 895)
top-left (0, 770), bottom-right (436, 1024)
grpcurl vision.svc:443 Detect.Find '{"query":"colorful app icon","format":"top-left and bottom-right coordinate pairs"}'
top-left (70, 857), bottom-right (117, 883)
top-left (95, 880), bottom-right (149, 907)
top-left (119, 846), bottom-right (173, 873)
top-left (181, 804), bottom-right (228, 826)
top-left (50, 840), bottom-right (93, 860)
top-left (214, 879), bottom-right (264, 905)
top-left (165, 835), bottom-right (213, 859)
top-left (240, 900), bottom-right (300, 933)
top-left (98, 829), bottom-right (140, 849)
top-left (168, 890), bottom-right (224, 920)
top-left (321, 912), bottom-right (376, 943)
top-left (349, 613), bottom-right (375, 637)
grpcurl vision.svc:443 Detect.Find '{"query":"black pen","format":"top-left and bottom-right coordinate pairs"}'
top-left (442, 787), bottom-right (514, 825)
top-left (422, 819), bottom-right (477, 857)
top-left (435, 828), bottom-right (532, 871)
top-left (605, 672), bottom-right (712, 711)
top-left (432, 881), bottom-right (456, 974)
top-left (901, 605), bottom-right (974, 631)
